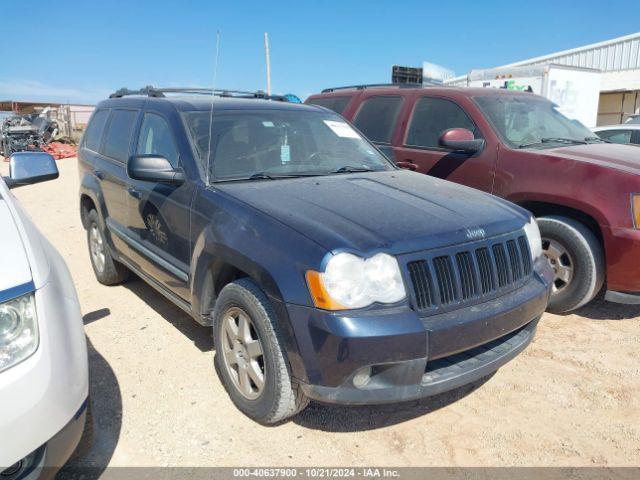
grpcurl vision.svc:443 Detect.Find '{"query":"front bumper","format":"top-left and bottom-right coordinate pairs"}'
top-left (287, 263), bottom-right (552, 405)
top-left (1, 399), bottom-right (87, 480)
top-left (0, 278), bottom-right (89, 468)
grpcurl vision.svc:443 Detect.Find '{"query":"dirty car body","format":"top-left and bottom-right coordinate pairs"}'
top-left (78, 91), bottom-right (552, 420)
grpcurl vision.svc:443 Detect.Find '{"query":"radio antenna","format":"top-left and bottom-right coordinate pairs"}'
top-left (206, 30), bottom-right (221, 184)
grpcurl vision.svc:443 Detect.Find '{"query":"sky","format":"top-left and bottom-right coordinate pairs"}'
top-left (1, 0), bottom-right (639, 104)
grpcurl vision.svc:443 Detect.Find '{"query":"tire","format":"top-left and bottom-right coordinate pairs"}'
top-left (86, 210), bottom-right (129, 285)
top-left (213, 278), bottom-right (308, 424)
top-left (538, 215), bottom-right (605, 313)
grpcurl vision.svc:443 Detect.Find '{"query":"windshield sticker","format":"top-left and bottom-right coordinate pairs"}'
top-left (323, 120), bottom-right (360, 139)
top-left (280, 144), bottom-right (291, 163)
top-left (262, 121), bottom-right (274, 127)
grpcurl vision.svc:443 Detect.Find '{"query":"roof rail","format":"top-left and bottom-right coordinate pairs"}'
top-left (109, 86), bottom-right (290, 101)
top-left (320, 83), bottom-right (423, 93)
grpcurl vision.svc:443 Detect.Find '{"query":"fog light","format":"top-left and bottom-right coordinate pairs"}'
top-left (1, 461), bottom-right (23, 477)
top-left (353, 366), bottom-right (372, 388)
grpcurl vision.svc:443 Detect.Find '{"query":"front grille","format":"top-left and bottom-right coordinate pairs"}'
top-left (406, 233), bottom-right (533, 314)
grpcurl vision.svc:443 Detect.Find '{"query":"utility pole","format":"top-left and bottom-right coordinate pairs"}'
top-left (264, 32), bottom-right (271, 95)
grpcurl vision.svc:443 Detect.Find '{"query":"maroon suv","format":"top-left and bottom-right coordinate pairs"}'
top-left (307, 85), bottom-right (640, 312)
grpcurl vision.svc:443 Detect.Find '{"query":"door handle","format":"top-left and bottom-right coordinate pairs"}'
top-left (94, 169), bottom-right (104, 180)
top-left (395, 160), bottom-right (417, 171)
top-left (127, 186), bottom-right (142, 199)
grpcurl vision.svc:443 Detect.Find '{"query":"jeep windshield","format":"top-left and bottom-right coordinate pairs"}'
top-left (183, 110), bottom-right (394, 183)
top-left (474, 95), bottom-right (598, 149)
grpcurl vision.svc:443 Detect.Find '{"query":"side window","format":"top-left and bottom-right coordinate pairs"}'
top-left (306, 96), bottom-right (353, 114)
top-left (406, 97), bottom-right (477, 149)
top-left (353, 96), bottom-right (403, 144)
top-left (102, 109), bottom-right (138, 162)
top-left (82, 109), bottom-right (110, 152)
top-left (597, 129), bottom-right (632, 144)
top-left (136, 113), bottom-right (179, 167)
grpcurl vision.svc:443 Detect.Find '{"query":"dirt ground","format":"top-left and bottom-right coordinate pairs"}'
top-left (4, 158), bottom-right (640, 469)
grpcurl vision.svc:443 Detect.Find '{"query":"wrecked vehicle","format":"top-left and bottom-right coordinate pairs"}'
top-left (0, 111), bottom-right (59, 158)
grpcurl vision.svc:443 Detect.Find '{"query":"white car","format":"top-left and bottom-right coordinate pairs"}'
top-left (0, 153), bottom-right (88, 479)
top-left (593, 121), bottom-right (640, 145)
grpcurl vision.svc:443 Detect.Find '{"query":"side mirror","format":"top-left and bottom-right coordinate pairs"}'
top-left (5, 152), bottom-right (59, 189)
top-left (438, 128), bottom-right (485, 154)
top-left (127, 155), bottom-right (185, 184)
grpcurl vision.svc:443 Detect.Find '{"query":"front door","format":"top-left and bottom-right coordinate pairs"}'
top-left (393, 96), bottom-right (496, 193)
top-left (97, 108), bottom-right (139, 257)
top-left (124, 111), bottom-right (194, 301)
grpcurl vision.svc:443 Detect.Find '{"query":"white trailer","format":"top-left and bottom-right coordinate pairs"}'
top-left (461, 64), bottom-right (602, 128)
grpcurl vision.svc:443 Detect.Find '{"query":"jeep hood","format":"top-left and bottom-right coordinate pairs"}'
top-left (217, 170), bottom-right (529, 254)
top-left (543, 143), bottom-right (640, 175)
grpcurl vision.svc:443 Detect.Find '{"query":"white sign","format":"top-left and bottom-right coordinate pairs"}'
top-left (323, 120), bottom-right (360, 138)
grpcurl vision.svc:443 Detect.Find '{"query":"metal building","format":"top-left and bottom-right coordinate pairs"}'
top-left (446, 32), bottom-right (640, 125)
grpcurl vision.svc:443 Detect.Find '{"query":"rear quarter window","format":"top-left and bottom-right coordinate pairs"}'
top-left (306, 96), bottom-right (353, 114)
top-left (102, 109), bottom-right (138, 162)
top-left (82, 109), bottom-right (110, 152)
top-left (353, 95), bottom-right (403, 144)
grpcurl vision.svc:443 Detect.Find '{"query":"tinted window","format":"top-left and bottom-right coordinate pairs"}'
top-left (596, 129), bottom-right (632, 144)
top-left (183, 110), bottom-right (392, 182)
top-left (306, 96), bottom-right (353, 114)
top-left (83, 109), bottom-right (109, 152)
top-left (103, 110), bottom-right (138, 162)
top-left (406, 97), bottom-right (477, 148)
top-left (136, 113), bottom-right (179, 166)
top-left (353, 96), bottom-right (403, 144)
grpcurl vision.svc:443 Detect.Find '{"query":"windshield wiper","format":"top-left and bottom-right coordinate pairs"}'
top-left (518, 137), bottom-right (588, 148)
top-left (330, 165), bottom-right (374, 174)
top-left (214, 172), bottom-right (325, 182)
top-left (585, 136), bottom-right (611, 143)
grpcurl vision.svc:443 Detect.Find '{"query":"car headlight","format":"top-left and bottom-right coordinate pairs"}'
top-left (523, 217), bottom-right (542, 260)
top-left (0, 292), bottom-right (38, 373)
top-left (306, 252), bottom-right (406, 310)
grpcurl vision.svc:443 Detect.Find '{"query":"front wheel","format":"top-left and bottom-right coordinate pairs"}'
top-left (537, 216), bottom-right (604, 313)
top-left (213, 278), bottom-right (308, 424)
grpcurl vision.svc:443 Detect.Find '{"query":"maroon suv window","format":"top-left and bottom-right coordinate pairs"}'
top-left (306, 96), bottom-right (352, 114)
top-left (353, 96), bottom-right (403, 144)
top-left (405, 97), bottom-right (477, 149)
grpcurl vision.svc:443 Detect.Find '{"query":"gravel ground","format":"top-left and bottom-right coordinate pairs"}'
top-left (4, 158), bottom-right (639, 469)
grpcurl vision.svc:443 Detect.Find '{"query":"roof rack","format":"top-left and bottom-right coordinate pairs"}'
top-left (109, 86), bottom-right (290, 102)
top-left (320, 83), bottom-right (423, 93)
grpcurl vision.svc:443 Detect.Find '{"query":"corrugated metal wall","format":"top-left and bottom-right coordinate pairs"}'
top-left (445, 32), bottom-right (640, 86)
top-left (507, 33), bottom-right (640, 72)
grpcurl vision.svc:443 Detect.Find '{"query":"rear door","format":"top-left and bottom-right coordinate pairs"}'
top-left (124, 109), bottom-right (193, 300)
top-left (393, 95), bottom-right (495, 193)
top-left (95, 108), bottom-right (139, 256)
top-left (351, 95), bottom-right (405, 162)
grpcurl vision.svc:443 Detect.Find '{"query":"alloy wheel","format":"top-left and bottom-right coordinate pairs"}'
top-left (542, 238), bottom-right (574, 294)
top-left (220, 307), bottom-right (265, 400)
top-left (89, 223), bottom-right (106, 273)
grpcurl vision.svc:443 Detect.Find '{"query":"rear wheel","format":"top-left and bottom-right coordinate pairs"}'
top-left (213, 278), bottom-right (308, 424)
top-left (538, 216), bottom-right (604, 313)
top-left (86, 210), bottom-right (129, 285)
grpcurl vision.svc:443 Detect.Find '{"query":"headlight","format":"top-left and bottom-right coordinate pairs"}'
top-left (306, 252), bottom-right (406, 310)
top-left (523, 217), bottom-right (542, 260)
top-left (0, 292), bottom-right (38, 373)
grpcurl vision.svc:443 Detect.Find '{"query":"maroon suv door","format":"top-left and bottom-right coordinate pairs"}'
top-left (392, 95), bottom-right (496, 193)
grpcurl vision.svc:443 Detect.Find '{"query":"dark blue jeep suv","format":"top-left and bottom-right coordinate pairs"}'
top-left (78, 87), bottom-right (553, 423)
